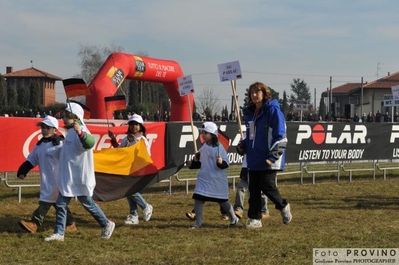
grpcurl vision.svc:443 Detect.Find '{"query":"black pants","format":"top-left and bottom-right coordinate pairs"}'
top-left (32, 201), bottom-right (75, 226)
top-left (248, 170), bottom-right (287, 219)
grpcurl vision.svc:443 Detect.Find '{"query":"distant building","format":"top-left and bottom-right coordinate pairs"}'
top-left (321, 71), bottom-right (399, 119)
top-left (3, 66), bottom-right (62, 106)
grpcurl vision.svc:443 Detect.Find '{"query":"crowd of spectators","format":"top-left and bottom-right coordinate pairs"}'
top-left (285, 110), bottom-right (399, 122)
top-left (2, 109), bottom-right (54, 118)
top-left (112, 110), bottom-right (238, 123)
top-left (5, 108), bottom-right (398, 124)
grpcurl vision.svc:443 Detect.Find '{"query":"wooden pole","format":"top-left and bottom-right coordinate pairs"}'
top-left (187, 94), bottom-right (198, 152)
top-left (231, 80), bottom-right (243, 138)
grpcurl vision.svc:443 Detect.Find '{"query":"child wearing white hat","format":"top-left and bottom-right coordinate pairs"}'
top-left (17, 115), bottom-right (77, 234)
top-left (108, 114), bottom-right (154, 225)
top-left (186, 122), bottom-right (239, 229)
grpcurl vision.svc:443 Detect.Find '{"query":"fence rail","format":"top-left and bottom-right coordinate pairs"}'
top-left (2, 160), bottom-right (399, 202)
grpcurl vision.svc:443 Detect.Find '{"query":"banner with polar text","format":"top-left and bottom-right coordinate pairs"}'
top-left (2, 118), bottom-right (399, 174)
top-left (285, 122), bottom-right (396, 162)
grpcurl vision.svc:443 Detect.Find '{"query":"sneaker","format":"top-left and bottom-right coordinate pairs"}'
top-left (281, 203), bottom-right (292, 224)
top-left (44, 233), bottom-right (64, 242)
top-left (245, 219), bottom-right (262, 229)
top-left (229, 217), bottom-right (239, 227)
top-left (125, 214), bottom-right (139, 225)
top-left (220, 214), bottom-right (229, 221)
top-left (262, 213), bottom-right (270, 219)
top-left (19, 220), bottom-right (38, 233)
top-left (101, 221), bottom-right (115, 239)
top-left (185, 212), bottom-right (196, 221)
top-left (66, 223), bottom-right (77, 232)
top-left (234, 210), bottom-right (243, 219)
top-left (143, 204), bottom-right (153, 222)
top-left (189, 224), bottom-right (201, 229)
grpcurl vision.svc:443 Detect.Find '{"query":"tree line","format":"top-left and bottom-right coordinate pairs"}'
top-left (1, 43), bottom-right (326, 120)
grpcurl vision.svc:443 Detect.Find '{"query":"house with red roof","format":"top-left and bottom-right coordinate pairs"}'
top-left (321, 71), bottom-right (399, 119)
top-left (3, 66), bottom-right (62, 106)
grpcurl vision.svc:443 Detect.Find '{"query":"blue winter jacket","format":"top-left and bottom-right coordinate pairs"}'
top-left (241, 99), bottom-right (287, 171)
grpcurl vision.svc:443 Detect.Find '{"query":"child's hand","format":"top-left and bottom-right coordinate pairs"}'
top-left (108, 130), bottom-right (116, 141)
top-left (216, 156), bottom-right (222, 165)
top-left (193, 152), bottom-right (200, 162)
top-left (236, 145), bottom-right (245, 155)
top-left (17, 174), bottom-right (26, 179)
top-left (186, 160), bottom-right (192, 167)
top-left (73, 122), bottom-right (81, 135)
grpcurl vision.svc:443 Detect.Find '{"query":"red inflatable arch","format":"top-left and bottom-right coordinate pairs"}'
top-left (86, 52), bottom-right (194, 121)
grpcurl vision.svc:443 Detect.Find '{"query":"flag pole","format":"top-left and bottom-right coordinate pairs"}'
top-left (231, 80), bottom-right (243, 138)
top-left (187, 94), bottom-right (197, 153)
top-left (66, 98), bottom-right (75, 121)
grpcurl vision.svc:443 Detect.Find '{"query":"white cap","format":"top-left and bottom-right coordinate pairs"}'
top-left (37, 115), bottom-right (59, 129)
top-left (198, 122), bottom-right (218, 136)
top-left (128, 114), bottom-right (144, 124)
top-left (65, 102), bottom-right (84, 120)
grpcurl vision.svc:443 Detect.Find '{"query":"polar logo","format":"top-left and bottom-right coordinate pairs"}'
top-left (179, 125), bottom-right (199, 148)
top-left (296, 124), bottom-right (367, 145)
top-left (178, 125), bottom-right (244, 148)
top-left (389, 125), bottom-right (399, 143)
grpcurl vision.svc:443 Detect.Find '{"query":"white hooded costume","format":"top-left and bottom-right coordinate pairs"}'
top-left (58, 103), bottom-right (96, 197)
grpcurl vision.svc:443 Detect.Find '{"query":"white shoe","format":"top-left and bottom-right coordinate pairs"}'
top-left (281, 203), bottom-right (292, 224)
top-left (125, 214), bottom-right (139, 225)
top-left (245, 219), bottom-right (262, 229)
top-left (101, 221), bottom-right (115, 239)
top-left (229, 217), bottom-right (239, 227)
top-left (143, 204), bottom-right (153, 222)
top-left (44, 233), bottom-right (64, 242)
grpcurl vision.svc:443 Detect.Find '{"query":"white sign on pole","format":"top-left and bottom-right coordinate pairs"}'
top-left (383, 94), bottom-right (399, 107)
top-left (178, 75), bottom-right (194, 96)
top-left (295, 100), bottom-right (308, 111)
top-left (217, 61), bottom-right (242, 82)
top-left (392, 85), bottom-right (399, 100)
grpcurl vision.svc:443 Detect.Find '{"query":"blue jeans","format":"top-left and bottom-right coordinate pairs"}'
top-left (54, 194), bottom-right (109, 235)
top-left (127, 192), bottom-right (148, 215)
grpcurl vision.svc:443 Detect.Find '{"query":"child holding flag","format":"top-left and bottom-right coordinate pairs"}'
top-left (44, 103), bottom-right (115, 241)
top-left (186, 122), bottom-right (238, 229)
top-left (17, 116), bottom-right (77, 233)
top-left (108, 114), bottom-right (154, 225)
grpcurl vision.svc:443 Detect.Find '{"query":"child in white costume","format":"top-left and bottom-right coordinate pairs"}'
top-left (17, 116), bottom-right (76, 233)
top-left (44, 103), bottom-right (115, 242)
top-left (186, 122), bottom-right (239, 228)
top-left (108, 114), bottom-right (153, 225)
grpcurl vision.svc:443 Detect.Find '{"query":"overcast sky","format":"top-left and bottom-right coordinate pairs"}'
top-left (1, 0), bottom-right (398, 109)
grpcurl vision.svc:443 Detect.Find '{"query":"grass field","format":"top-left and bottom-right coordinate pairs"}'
top-left (1, 165), bottom-right (399, 265)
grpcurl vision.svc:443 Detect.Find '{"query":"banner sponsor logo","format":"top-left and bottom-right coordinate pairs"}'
top-left (296, 124), bottom-right (368, 145)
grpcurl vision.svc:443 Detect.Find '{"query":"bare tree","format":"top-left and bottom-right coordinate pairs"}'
top-left (76, 43), bottom-right (124, 82)
top-left (75, 43), bottom-right (125, 103)
top-left (195, 88), bottom-right (221, 118)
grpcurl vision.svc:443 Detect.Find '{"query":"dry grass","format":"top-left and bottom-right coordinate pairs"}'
top-left (1, 166), bottom-right (399, 265)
